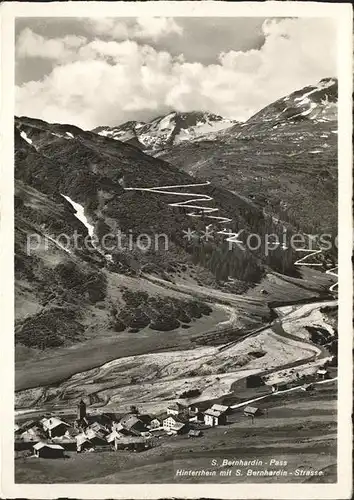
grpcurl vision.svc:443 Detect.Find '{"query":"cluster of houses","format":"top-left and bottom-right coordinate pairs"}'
top-left (16, 398), bottom-right (266, 458)
top-left (16, 367), bottom-right (331, 459)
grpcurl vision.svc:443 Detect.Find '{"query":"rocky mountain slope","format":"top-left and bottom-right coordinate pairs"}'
top-left (156, 78), bottom-right (338, 234)
top-left (93, 111), bottom-right (237, 152)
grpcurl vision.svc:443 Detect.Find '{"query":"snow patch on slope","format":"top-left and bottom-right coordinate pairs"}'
top-left (20, 130), bottom-right (33, 145)
top-left (177, 119), bottom-right (235, 142)
top-left (61, 195), bottom-right (95, 237)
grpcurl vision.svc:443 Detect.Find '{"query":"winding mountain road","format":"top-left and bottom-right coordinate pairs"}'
top-left (125, 180), bottom-right (338, 291)
top-left (124, 182), bottom-right (247, 243)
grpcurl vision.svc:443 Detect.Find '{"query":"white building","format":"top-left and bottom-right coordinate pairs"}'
top-left (204, 404), bottom-right (229, 427)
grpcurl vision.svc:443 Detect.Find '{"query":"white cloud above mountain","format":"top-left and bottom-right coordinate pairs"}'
top-left (15, 17), bottom-right (337, 129)
top-left (17, 29), bottom-right (88, 60)
top-left (86, 17), bottom-right (183, 41)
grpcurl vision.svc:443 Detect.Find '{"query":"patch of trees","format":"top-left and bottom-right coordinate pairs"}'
top-left (109, 292), bottom-right (212, 333)
top-left (179, 389), bottom-right (201, 399)
top-left (305, 325), bottom-right (333, 346)
top-left (186, 236), bottom-right (265, 284)
top-left (246, 374), bottom-right (266, 388)
top-left (15, 307), bottom-right (84, 349)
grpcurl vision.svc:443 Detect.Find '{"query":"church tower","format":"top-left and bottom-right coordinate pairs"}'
top-left (77, 399), bottom-right (86, 420)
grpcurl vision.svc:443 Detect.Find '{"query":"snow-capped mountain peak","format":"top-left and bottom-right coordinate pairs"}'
top-left (92, 120), bottom-right (146, 147)
top-left (92, 111), bottom-right (238, 151)
top-left (245, 77), bottom-right (337, 128)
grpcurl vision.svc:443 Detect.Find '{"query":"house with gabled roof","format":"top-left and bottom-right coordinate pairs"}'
top-left (20, 426), bottom-right (46, 442)
top-left (33, 442), bottom-right (64, 458)
top-left (188, 429), bottom-right (202, 438)
top-left (149, 416), bottom-right (163, 430)
top-left (204, 407), bottom-right (227, 427)
top-left (301, 383), bottom-right (315, 392)
top-left (88, 421), bottom-right (110, 436)
top-left (41, 417), bottom-right (70, 438)
top-left (17, 419), bottom-right (37, 432)
top-left (76, 433), bottom-right (93, 452)
top-left (167, 402), bottom-right (188, 416)
top-left (162, 414), bottom-right (188, 432)
top-left (114, 436), bottom-right (151, 452)
top-left (317, 368), bottom-right (330, 380)
top-left (169, 421), bottom-right (187, 435)
top-left (84, 427), bottom-right (107, 444)
top-left (187, 403), bottom-right (205, 422)
top-left (203, 404), bottom-right (230, 427)
top-left (119, 414), bottom-right (147, 435)
top-left (210, 403), bottom-right (230, 414)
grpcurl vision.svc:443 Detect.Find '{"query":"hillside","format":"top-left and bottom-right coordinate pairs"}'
top-left (156, 78), bottom-right (338, 234)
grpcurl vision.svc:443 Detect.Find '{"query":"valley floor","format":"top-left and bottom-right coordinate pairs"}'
top-left (15, 268), bottom-right (335, 394)
top-left (15, 307), bottom-right (227, 392)
top-left (15, 292), bottom-right (335, 414)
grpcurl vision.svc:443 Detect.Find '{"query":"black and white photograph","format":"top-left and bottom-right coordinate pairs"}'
top-left (1, 1), bottom-right (352, 499)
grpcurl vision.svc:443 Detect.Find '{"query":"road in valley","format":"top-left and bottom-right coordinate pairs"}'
top-left (230, 376), bottom-right (337, 410)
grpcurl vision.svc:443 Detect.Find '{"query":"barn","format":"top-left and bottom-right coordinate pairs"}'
top-left (243, 406), bottom-right (263, 417)
top-left (114, 436), bottom-right (150, 452)
top-left (204, 404), bottom-right (229, 427)
top-left (33, 442), bottom-right (64, 458)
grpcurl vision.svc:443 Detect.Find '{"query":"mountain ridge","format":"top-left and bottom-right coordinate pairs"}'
top-left (155, 77), bottom-right (338, 234)
top-left (92, 111), bottom-right (239, 151)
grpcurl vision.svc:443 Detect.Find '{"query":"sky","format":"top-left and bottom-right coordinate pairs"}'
top-left (15, 17), bottom-right (337, 129)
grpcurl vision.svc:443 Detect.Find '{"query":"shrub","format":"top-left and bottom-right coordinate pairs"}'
top-left (179, 389), bottom-right (202, 399)
top-left (149, 317), bottom-right (180, 331)
top-left (178, 310), bottom-right (191, 323)
top-left (112, 319), bottom-right (125, 332)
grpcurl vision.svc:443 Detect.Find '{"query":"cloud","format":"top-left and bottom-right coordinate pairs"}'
top-left (85, 17), bottom-right (183, 41)
top-left (16, 28), bottom-right (87, 60)
top-left (134, 17), bottom-right (183, 40)
top-left (16, 18), bottom-right (337, 129)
